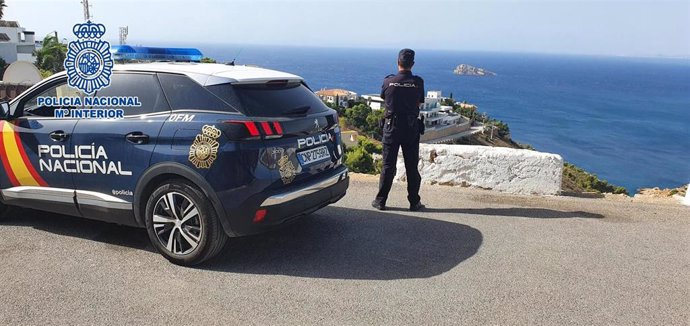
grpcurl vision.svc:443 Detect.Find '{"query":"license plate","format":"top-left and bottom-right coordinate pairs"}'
top-left (297, 146), bottom-right (331, 166)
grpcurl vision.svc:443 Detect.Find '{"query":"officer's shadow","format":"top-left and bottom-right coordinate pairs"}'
top-left (383, 206), bottom-right (604, 219)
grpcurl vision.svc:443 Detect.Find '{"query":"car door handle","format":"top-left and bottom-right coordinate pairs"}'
top-left (125, 132), bottom-right (150, 145)
top-left (49, 130), bottom-right (68, 142)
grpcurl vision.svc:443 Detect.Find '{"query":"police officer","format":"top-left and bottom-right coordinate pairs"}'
top-left (372, 49), bottom-right (425, 211)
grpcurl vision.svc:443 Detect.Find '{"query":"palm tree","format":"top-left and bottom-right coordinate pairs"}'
top-left (0, 0), bottom-right (6, 20)
top-left (34, 34), bottom-right (68, 74)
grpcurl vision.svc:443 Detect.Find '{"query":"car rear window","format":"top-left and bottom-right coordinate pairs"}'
top-left (158, 73), bottom-right (237, 112)
top-left (207, 81), bottom-right (330, 117)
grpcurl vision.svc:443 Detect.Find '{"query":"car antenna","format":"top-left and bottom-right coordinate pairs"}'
top-left (227, 48), bottom-right (243, 66)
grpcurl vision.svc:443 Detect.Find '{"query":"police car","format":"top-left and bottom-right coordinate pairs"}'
top-left (0, 47), bottom-right (349, 265)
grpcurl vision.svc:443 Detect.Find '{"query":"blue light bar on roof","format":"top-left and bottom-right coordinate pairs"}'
top-left (110, 45), bottom-right (203, 62)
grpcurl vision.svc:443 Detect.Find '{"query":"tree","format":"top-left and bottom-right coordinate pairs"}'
top-left (365, 108), bottom-right (384, 138)
top-left (200, 57), bottom-right (217, 63)
top-left (343, 103), bottom-right (371, 130)
top-left (34, 35), bottom-right (67, 74)
top-left (0, 0), bottom-right (6, 20)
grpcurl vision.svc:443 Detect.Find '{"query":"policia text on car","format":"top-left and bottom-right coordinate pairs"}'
top-left (372, 49), bottom-right (425, 212)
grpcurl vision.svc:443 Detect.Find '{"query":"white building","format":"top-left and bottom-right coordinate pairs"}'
top-left (419, 90), bottom-right (461, 128)
top-left (426, 90), bottom-right (442, 99)
top-left (315, 88), bottom-right (358, 108)
top-left (361, 94), bottom-right (385, 110)
top-left (0, 21), bottom-right (36, 64)
top-left (421, 90), bottom-right (442, 111)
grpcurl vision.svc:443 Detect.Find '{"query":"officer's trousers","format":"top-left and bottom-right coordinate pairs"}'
top-left (375, 122), bottom-right (421, 205)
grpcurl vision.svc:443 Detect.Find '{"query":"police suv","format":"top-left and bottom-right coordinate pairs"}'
top-left (0, 48), bottom-right (349, 265)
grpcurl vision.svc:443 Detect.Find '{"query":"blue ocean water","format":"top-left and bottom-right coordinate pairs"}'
top-left (199, 45), bottom-right (690, 192)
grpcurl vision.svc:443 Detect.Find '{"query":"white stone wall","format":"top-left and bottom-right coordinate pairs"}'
top-left (395, 144), bottom-right (564, 195)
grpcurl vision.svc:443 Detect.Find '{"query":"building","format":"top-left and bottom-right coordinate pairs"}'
top-left (421, 90), bottom-right (442, 111)
top-left (419, 90), bottom-right (461, 128)
top-left (315, 88), bottom-right (358, 108)
top-left (361, 94), bottom-right (385, 110)
top-left (0, 21), bottom-right (36, 64)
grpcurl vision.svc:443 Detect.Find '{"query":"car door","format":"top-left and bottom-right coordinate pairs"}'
top-left (70, 72), bottom-right (171, 225)
top-left (0, 77), bottom-right (84, 216)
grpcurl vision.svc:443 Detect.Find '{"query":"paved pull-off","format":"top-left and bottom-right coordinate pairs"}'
top-left (1, 175), bottom-right (688, 325)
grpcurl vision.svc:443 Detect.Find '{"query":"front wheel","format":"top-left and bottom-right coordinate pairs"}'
top-left (144, 180), bottom-right (228, 266)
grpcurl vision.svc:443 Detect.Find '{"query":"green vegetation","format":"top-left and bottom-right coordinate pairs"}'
top-left (342, 103), bottom-right (384, 140)
top-left (343, 136), bottom-right (382, 174)
top-left (562, 163), bottom-right (628, 195)
top-left (200, 57), bottom-right (217, 63)
top-left (0, 0), bottom-right (6, 20)
top-left (344, 146), bottom-right (374, 173)
top-left (34, 35), bottom-right (67, 74)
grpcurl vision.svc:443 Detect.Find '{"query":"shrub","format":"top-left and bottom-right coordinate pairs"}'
top-left (357, 136), bottom-right (382, 154)
top-left (344, 147), bottom-right (374, 173)
top-left (563, 163), bottom-right (629, 195)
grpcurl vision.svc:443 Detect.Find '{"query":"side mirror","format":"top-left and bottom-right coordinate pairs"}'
top-left (0, 101), bottom-right (9, 120)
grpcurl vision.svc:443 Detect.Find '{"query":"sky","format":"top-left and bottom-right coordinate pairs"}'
top-left (5, 0), bottom-right (690, 57)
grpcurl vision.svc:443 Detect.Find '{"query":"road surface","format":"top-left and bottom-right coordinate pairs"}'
top-left (1, 175), bottom-right (688, 325)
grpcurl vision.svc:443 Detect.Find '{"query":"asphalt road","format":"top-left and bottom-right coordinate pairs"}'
top-left (1, 175), bottom-right (688, 325)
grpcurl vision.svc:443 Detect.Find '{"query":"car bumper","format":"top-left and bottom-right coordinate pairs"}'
top-left (223, 167), bottom-right (349, 236)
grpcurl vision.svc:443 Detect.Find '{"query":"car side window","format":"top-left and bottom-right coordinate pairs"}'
top-left (158, 73), bottom-right (237, 112)
top-left (94, 73), bottom-right (169, 115)
top-left (21, 81), bottom-right (85, 117)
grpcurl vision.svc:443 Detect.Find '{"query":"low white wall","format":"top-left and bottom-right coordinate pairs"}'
top-left (395, 144), bottom-right (564, 195)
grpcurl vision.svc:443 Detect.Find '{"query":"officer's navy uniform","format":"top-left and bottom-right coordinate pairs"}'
top-left (373, 64), bottom-right (425, 208)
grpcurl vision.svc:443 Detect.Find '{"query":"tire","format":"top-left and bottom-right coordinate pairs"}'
top-left (144, 179), bottom-right (228, 266)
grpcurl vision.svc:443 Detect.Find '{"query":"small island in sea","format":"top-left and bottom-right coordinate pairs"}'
top-left (453, 64), bottom-right (496, 76)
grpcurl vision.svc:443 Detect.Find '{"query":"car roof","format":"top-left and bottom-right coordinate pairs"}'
top-left (111, 62), bottom-right (304, 86)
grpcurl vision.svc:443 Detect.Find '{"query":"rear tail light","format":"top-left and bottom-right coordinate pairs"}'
top-left (223, 120), bottom-right (284, 140)
top-left (272, 122), bottom-right (283, 134)
top-left (260, 121), bottom-right (274, 135)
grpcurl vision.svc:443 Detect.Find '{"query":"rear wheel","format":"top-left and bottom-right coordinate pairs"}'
top-left (144, 180), bottom-right (228, 266)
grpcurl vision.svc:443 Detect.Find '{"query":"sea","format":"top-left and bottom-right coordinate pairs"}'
top-left (198, 44), bottom-right (690, 193)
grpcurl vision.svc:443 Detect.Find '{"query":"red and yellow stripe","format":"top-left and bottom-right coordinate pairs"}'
top-left (0, 121), bottom-right (48, 187)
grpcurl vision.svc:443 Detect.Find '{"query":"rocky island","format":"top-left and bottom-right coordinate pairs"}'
top-left (453, 64), bottom-right (496, 76)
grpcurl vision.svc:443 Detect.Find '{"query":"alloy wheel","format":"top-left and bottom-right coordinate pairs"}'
top-left (152, 192), bottom-right (203, 255)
